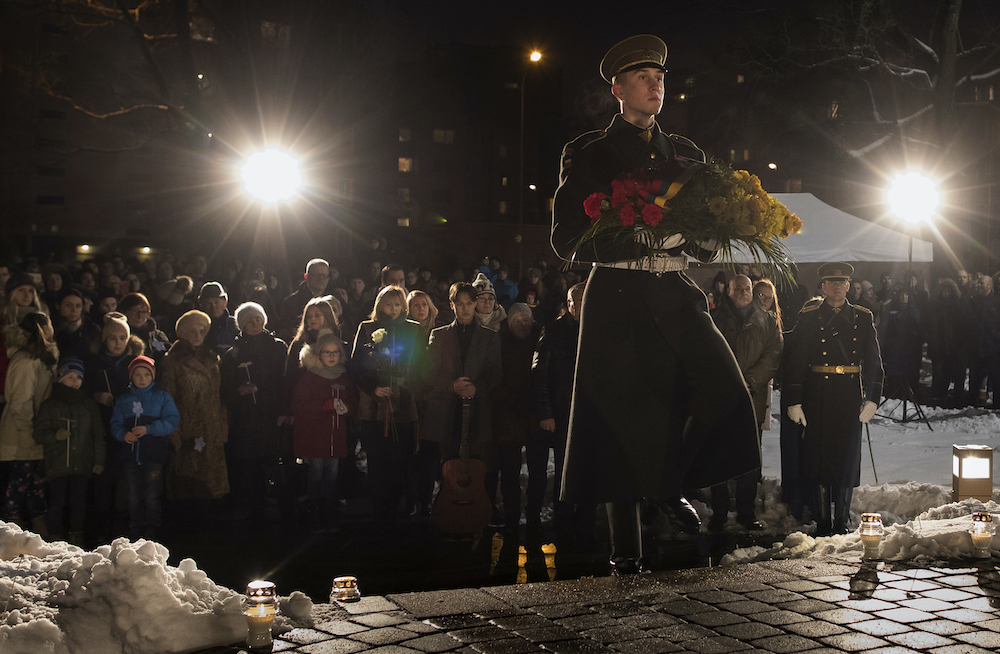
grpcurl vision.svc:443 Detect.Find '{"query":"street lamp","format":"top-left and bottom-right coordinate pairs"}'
top-left (519, 50), bottom-right (542, 275)
top-left (886, 171), bottom-right (940, 264)
top-left (241, 149), bottom-right (302, 204)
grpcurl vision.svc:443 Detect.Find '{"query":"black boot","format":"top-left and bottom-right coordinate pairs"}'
top-left (662, 495), bottom-right (701, 535)
top-left (815, 485), bottom-right (832, 537)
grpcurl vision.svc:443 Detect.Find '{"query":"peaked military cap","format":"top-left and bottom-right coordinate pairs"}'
top-left (817, 262), bottom-right (854, 281)
top-left (601, 34), bottom-right (668, 83)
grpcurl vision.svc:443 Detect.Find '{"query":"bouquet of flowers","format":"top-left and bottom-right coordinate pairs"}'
top-left (367, 328), bottom-right (405, 439)
top-left (573, 160), bottom-right (802, 274)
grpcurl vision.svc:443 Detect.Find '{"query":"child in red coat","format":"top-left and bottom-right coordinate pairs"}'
top-left (292, 331), bottom-right (357, 525)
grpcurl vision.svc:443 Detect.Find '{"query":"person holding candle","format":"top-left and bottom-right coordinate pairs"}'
top-left (110, 356), bottom-right (179, 540)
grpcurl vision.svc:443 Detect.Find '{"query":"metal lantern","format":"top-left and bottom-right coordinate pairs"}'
top-left (953, 445), bottom-right (994, 502)
top-left (244, 580), bottom-right (277, 650)
top-left (970, 512), bottom-right (995, 559)
top-left (858, 513), bottom-right (885, 560)
top-left (330, 576), bottom-right (361, 603)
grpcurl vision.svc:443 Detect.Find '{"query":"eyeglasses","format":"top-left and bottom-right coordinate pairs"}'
top-left (755, 293), bottom-right (773, 301)
top-left (320, 350), bottom-right (341, 357)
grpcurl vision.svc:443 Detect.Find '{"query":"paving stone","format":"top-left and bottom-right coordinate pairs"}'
top-left (805, 589), bottom-right (852, 602)
top-left (352, 613), bottom-right (410, 628)
top-left (784, 620), bottom-right (849, 638)
top-left (935, 608), bottom-right (995, 623)
top-left (810, 575), bottom-right (851, 583)
top-left (812, 607), bottom-right (874, 625)
top-left (341, 596), bottom-right (401, 614)
top-left (400, 632), bottom-right (464, 653)
top-left (428, 616), bottom-right (490, 630)
top-left (954, 596), bottom-right (996, 612)
top-left (716, 600), bottom-right (774, 615)
top-left (448, 626), bottom-right (511, 644)
top-left (752, 633), bottom-right (825, 653)
top-left (924, 647), bottom-right (993, 654)
top-left (977, 618), bottom-right (1000, 632)
top-left (774, 580), bottom-right (829, 592)
top-left (514, 626), bottom-right (579, 644)
top-left (954, 630), bottom-right (1000, 648)
top-left (872, 607), bottom-right (936, 624)
top-left (841, 598), bottom-right (897, 612)
top-left (533, 604), bottom-right (595, 620)
top-left (554, 614), bottom-right (615, 631)
top-left (349, 627), bottom-right (418, 646)
top-left (588, 600), bottom-right (648, 618)
top-left (283, 628), bottom-right (338, 644)
top-left (871, 589), bottom-right (910, 602)
top-left (921, 588), bottom-right (977, 602)
top-left (776, 598), bottom-right (838, 614)
top-left (539, 640), bottom-right (611, 653)
top-left (874, 571), bottom-right (906, 583)
top-left (298, 640), bottom-right (370, 654)
top-left (714, 622), bottom-right (784, 640)
top-left (390, 590), bottom-right (509, 619)
top-left (864, 648), bottom-right (919, 654)
top-left (315, 620), bottom-right (370, 636)
top-left (579, 625), bottom-right (647, 644)
top-left (654, 599), bottom-right (716, 616)
top-left (914, 619), bottom-right (976, 636)
top-left (684, 611), bottom-right (747, 628)
top-left (632, 592), bottom-right (684, 606)
top-left (936, 575), bottom-right (979, 587)
top-left (745, 588), bottom-right (806, 604)
top-left (886, 631), bottom-right (955, 649)
top-left (607, 639), bottom-right (683, 653)
top-left (681, 636), bottom-right (752, 653)
top-left (490, 615), bottom-right (553, 630)
top-left (272, 640), bottom-right (299, 652)
top-left (751, 609), bottom-right (812, 626)
top-left (849, 619), bottom-right (911, 637)
top-left (646, 623), bottom-right (716, 642)
top-left (895, 568), bottom-right (944, 579)
top-left (819, 632), bottom-right (889, 651)
top-left (468, 637), bottom-right (541, 654)
top-left (686, 590), bottom-right (747, 604)
top-left (897, 598), bottom-right (957, 612)
top-left (476, 609), bottom-right (535, 620)
top-left (401, 622), bottom-right (440, 634)
top-left (616, 613), bottom-right (680, 630)
top-left (884, 580), bottom-right (943, 593)
top-left (363, 647), bottom-right (424, 654)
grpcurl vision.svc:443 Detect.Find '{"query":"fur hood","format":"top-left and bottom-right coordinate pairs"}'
top-left (300, 340), bottom-right (323, 372)
top-left (89, 333), bottom-right (145, 358)
top-left (3, 321), bottom-right (59, 361)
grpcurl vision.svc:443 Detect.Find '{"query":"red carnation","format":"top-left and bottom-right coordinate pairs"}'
top-left (619, 204), bottom-right (635, 226)
top-left (584, 193), bottom-right (606, 222)
top-left (622, 178), bottom-right (638, 195)
top-left (610, 180), bottom-right (627, 207)
top-left (642, 202), bottom-right (663, 227)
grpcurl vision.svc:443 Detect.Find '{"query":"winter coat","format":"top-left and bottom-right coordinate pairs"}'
top-left (490, 321), bottom-right (543, 446)
top-left (161, 339), bottom-right (229, 499)
top-left (711, 297), bottom-right (783, 425)
top-left (925, 280), bottom-right (966, 363)
top-left (968, 292), bottom-right (1000, 359)
top-left (531, 312), bottom-right (579, 433)
top-left (877, 303), bottom-right (922, 377)
top-left (34, 383), bottom-right (106, 478)
top-left (55, 318), bottom-right (102, 361)
top-left (292, 342), bottom-right (358, 458)
top-left (421, 320), bottom-right (502, 453)
top-left (494, 278), bottom-right (519, 311)
top-left (219, 330), bottom-right (287, 459)
top-left (110, 381), bottom-right (180, 465)
top-left (0, 324), bottom-right (58, 462)
top-left (349, 317), bottom-right (425, 423)
top-left (206, 311), bottom-right (238, 358)
top-left (133, 318), bottom-right (172, 365)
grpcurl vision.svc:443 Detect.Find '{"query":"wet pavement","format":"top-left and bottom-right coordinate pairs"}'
top-left (200, 557), bottom-right (1000, 653)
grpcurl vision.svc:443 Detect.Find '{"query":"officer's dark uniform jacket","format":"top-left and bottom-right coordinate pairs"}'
top-left (551, 115), bottom-right (760, 504)
top-left (784, 299), bottom-right (884, 489)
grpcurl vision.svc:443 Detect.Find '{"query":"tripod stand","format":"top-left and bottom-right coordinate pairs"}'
top-left (879, 374), bottom-right (932, 430)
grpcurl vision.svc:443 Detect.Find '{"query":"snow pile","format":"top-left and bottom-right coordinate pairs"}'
top-left (0, 522), bottom-right (312, 654)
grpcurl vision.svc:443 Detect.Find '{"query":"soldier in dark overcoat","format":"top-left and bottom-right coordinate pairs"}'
top-left (784, 263), bottom-right (884, 535)
top-left (551, 34), bottom-right (760, 575)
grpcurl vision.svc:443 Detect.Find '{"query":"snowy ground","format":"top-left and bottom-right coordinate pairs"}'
top-left (3, 390), bottom-right (1000, 652)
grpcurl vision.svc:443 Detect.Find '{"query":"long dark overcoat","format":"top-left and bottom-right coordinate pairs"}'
top-left (551, 115), bottom-right (761, 504)
top-left (219, 330), bottom-right (287, 459)
top-left (784, 300), bottom-right (883, 489)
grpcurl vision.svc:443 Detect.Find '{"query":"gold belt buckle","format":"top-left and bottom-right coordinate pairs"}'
top-left (835, 365), bottom-right (844, 374)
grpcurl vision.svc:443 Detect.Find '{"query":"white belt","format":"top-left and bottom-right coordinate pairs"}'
top-left (596, 254), bottom-right (688, 273)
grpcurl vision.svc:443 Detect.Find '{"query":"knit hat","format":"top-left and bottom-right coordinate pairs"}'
top-left (507, 303), bottom-right (532, 323)
top-left (57, 356), bottom-right (85, 383)
top-left (128, 356), bottom-right (155, 382)
top-left (527, 268), bottom-right (542, 279)
top-left (175, 309), bottom-right (211, 339)
top-left (472, 272), bottom-right (495, 297)
top-left (234, 302), bottom-right (267, 332)
top-left (102, 311), bottom-right (130, 342)
top-left (198, 281), bottom-right (227, 302)
top-left (5, 272), bottom-right (36, 296)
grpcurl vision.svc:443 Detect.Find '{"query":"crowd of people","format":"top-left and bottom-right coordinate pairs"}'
top-left (0, 246), bottom-right (991, 553)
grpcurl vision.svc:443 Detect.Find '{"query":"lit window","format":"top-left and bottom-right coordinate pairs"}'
top-left (399, 128), bottom-right (411, 142)
top-left (397, 217), bottom-right (410, 227)
top-left (737, 74), bottom-right (745, 84)
top-left (398, 157), bottom-right (413, 173)
top-left (743, 149), bottom-right (750, 161)
top-left (991, 85), bottom-right (995, 101)
top-left (829, 100), bottom-right (839, 119)
top-left (501, 177), bottom-right (508, 186)
top-left (433, 129), bottom-right (455, 144)
top-left (729, 149), bottom-right (736, 162)
top-left (499, 201), bottom-right (507, 215)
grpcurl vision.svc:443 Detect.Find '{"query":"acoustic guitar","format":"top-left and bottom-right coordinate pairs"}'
top-left (433, 398), bottom-right (492, 534)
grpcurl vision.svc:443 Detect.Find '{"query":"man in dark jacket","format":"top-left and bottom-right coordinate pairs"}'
top-left (279, 259), bottom-right (333, 341)
top-left (550, 34), bottom-right (759, 574)
top-left (709, 275), bottom-right (782, 531)
top-left (785, 263), bottom-right (883, 535)
top-left (200, 282), bottom-right (238, 358)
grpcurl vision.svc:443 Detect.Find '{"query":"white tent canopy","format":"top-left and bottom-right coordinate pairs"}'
top-left (730, 193), bottom-right (933, 263)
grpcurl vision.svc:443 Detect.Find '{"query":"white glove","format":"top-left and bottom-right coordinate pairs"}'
top-left (859, 401), bottom-right (877, 423)
top-left (787, 404), bottom-right (807, 426)
top-left (333, 398), bottom-right (348, 416)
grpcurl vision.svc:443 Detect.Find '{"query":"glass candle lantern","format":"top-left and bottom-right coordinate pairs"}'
top-left (970, 512), bottom-right (995, 559)
top-left (244, 580), bottom-right (277, 650)
top-left (858, 513), bottom-right (885, 560)
top-left (330, 576), bottom-right (361, 603)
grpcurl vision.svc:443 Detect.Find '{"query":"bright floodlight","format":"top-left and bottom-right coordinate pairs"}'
top-left (530, 51), bottom-right (542, 62)
top-left (241, 149), bottom-right (302, 203)
top-left (887, 171), bottom-right (940, 224)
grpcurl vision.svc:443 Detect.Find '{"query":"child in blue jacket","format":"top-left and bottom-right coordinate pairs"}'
top-left (110, 356), bottom-right (179, 540)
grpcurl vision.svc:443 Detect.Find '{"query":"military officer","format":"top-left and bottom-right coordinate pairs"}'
top-left (551, 34), bottom-right (760, 575)
top-left (785, 262), bottom-right (884, 536)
